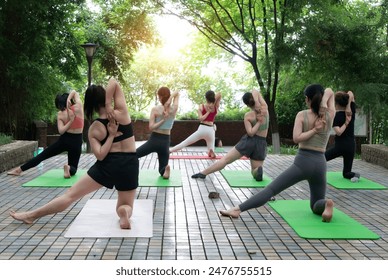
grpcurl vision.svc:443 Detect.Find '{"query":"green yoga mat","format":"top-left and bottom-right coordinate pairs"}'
top-left (22, 169), bottom-right (87, 188)
top-left (268, 200), bottom-right (380, 239)
top-left (139, 169), bottom-right (182, 187)
top-left (220, 170), bottom-right (272, 188)
top-left (327, 172), bottom-right (386, 190)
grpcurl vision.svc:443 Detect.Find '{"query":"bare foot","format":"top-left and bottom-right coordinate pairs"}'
top-left (63, 164), bottom-right (71, 179)
top-left (162, 165), bottom-right (170, 179)
top-left (208, 149), bottom-right (216, 159)
top-left (322, 199), bottom-right (334, 223)
top-left (219, 207), bottom-right (241, 218)
top-left (117, 206), bottom-right (131, 229)
top-left (7, 167), bottom-right (22, 176)
top-left (10, 210), bottom-right (34, 224)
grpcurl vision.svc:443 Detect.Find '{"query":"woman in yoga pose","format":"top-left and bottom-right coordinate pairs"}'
top-left (325, 90), bottom-right (360, 181)
top-left (220, 84), bottom-right (336, 222)
top-left (10, 78), bottom-right (138, 229)
top-left (169, 90), bottom-right (221, 158)
top-left (192, 89), bottom-right (268, 181)
top-left (8, 90), bottom-right (84, 178)
top-left (136, 87), bottom-right (179, 179)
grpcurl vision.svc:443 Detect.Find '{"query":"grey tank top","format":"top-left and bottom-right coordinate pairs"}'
top-left (301, 110), bottom-right (332, 150)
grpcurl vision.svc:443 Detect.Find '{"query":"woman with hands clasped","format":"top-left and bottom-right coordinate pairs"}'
top-left (8, 90), bottom-right (84, 178)
top-left (192, 89), bottom-right (269, 181)
top-left (10, 78), bottom-right (139, 230)
top-left (136, 87), bottom-right (179, 179)
top-left (170, 90), bottom-right (221, 158)
top-left (325, 90), bottom-right (360, 181)
top-left (220, 84), bottom-right (336, 223)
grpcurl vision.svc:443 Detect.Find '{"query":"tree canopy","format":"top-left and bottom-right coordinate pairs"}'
top-left (0, 0), bottom-right (386, 145)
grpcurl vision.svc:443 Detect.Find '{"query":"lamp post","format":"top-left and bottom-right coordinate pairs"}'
top-left (81, 43), bottom-right (98, 152)
top-left (81, 43), bottom-right (98, 86)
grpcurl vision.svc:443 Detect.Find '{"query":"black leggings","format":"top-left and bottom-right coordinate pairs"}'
top-left (239, 149), bottom-right (328, 215)
top-left (136, 132), bottom-right (170, 176)
top-left (325, 138), bottom-right (356, 179)
top-left (21, 132), bottom-right (83, 176)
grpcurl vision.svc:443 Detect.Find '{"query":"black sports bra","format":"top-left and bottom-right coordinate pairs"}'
top-left (96, 118), bottom-right (134, 145)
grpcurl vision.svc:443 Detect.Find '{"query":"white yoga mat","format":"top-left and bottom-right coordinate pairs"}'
top-left (64, 199), bottom-right (153, 238)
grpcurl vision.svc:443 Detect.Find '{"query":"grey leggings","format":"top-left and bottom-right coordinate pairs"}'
top-left (239, 149), bottom-right (328, 215)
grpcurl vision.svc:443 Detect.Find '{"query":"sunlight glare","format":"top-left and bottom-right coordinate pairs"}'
top-left (154, 15), bottom-right (195, 58)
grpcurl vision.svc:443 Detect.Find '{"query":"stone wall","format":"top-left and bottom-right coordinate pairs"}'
top-left (361, 144), bottom-right (388, 169)
top-left (0, 141), bottom-right (38, 173)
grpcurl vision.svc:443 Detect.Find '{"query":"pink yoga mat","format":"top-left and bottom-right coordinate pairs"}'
top-left (169, 155), bottom-right (248, 160)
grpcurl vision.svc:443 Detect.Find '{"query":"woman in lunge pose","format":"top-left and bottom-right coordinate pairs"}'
top-left (136, 87), bottom-right (179, 179)
top-left (169, 90), bottom-right (221, 158)
top-left (192, 89), bottom-right (268, 181)
top-left (220, 84), bottom-right (336, 222)
top-left (325, 90), bottom-right (360, 181)
top-left (10, 78), bottom-right (138, 229)
top-left (8, 90), bottom-right (84, 178)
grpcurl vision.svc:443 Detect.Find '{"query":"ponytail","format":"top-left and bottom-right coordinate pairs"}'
top-left (304, 84), bottom-right (324, 115)
top-left (84, 85), bottom-right (106, 121)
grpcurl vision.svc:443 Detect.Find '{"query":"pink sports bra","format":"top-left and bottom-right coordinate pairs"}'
top-left (201, 104), bottom-right (217, 122)
top-left (68, 106), bottom-right (84, 130)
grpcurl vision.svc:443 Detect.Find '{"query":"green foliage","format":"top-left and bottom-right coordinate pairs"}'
top-left (129, 110), bottom-right (147, 121)
top-left (177, 107), bottom-right (248, 121)
top-left (0, 0), bottom-right (85, 138)
top-left (0, 133), bottom-right (13, 146)
top-left (267, 145), bottom-right (298, 155)
top-left (177, 110), bottom-right (198, 120)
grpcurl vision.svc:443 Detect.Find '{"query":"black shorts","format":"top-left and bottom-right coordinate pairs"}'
top-left (235, 135), bottom-right (267, 161)
top-left (87, 152), bottom-right (138, 191)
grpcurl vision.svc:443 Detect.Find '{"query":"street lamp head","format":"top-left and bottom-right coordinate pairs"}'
top-left (81, 43), bottom-right (98, 58)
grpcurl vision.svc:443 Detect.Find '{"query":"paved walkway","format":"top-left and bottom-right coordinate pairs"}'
top-left (0, 145), bottom-right (387, 260)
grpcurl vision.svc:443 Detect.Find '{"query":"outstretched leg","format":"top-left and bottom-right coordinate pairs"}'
top-left (116, 189), bottom-right (136, 229)
top-left (10, 175), bottom-right (102, 224)
top-left (192, 147), bottom-right (242, 179)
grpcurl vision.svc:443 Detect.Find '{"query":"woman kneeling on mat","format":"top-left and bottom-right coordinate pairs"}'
top-left (220, 84), bottom-right (336, 222)
top-left (192, 89), bottom-right (269, 181)
top-left (8, 90), bottom-right (84, 178)
top-left (136, 87), bottom-right (179, 179)
top-left (325, 90), bottom-right (360, 181)
top-left (169, 90), bottom-right (221, 158)
top-left (10, 78), bottom-right (139, 229)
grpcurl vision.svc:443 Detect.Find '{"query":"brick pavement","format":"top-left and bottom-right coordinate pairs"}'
top-left (0, 145), bottom-right (387, 260)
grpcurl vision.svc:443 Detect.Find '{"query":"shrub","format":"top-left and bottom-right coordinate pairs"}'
top-left (0, 133), bottom-right (13, 146)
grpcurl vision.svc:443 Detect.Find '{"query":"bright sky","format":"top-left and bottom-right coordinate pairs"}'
top-left (153, 14), bottom-right (195, 58)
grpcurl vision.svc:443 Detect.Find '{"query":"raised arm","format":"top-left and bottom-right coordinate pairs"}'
top-left (214, 92), bottom-right (222, 109)
top-left (319, 88), bottom-right (335, 119)
top-left (105, 78), bottom-right (130, 123)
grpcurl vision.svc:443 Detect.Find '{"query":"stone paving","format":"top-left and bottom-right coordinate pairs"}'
top-left (0, 144), bottom-right (387, 260)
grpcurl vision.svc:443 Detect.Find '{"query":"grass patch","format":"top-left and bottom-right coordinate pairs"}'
top-left (268, 145), bottom-right (298, 155)
top-left (0, 133), bottom-right (13, 146)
